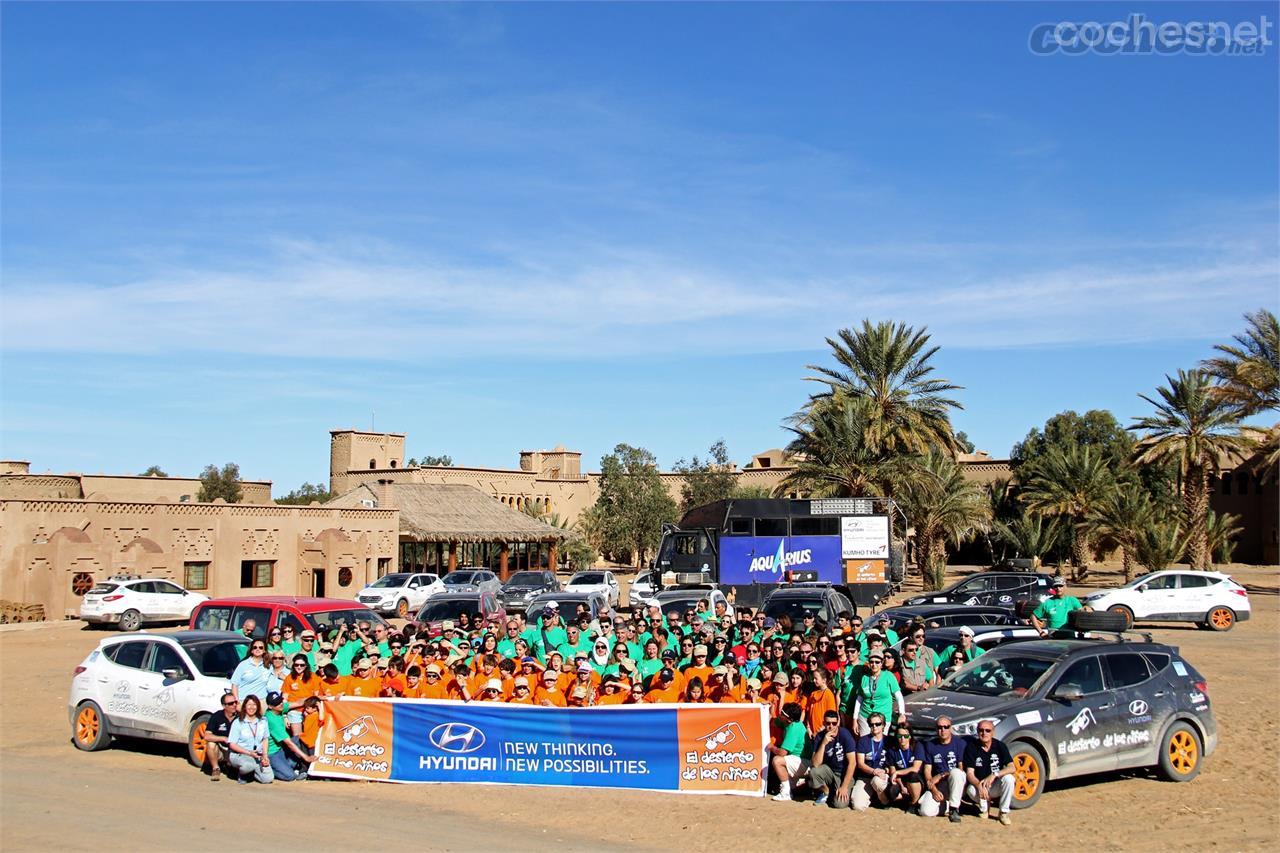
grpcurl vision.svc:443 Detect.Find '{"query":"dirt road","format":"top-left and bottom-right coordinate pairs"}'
top-left (3, 564), bottom-right (1276, 852)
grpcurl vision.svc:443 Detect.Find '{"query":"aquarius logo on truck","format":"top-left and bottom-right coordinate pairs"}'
top-left (747, 540), bottom-right (813, 575)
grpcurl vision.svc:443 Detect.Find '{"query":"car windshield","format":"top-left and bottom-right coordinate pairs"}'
top-left (763, 597), bottom-right (823, 623)
top-left (443, 572), bottom-right (476, 585)
top-left (369, 575), bottom-right (410, 588)
top-left (570, 573), bottom-right (605, 585)
top-left (941, 655), bottom-right (1056, 697)
top-left (419, 599), bottom-right (481, 621)
top-left (309, 608), bottom-right (385, 633)
top-left (180, 639), bottom-right (250, 678)
top-left (528, 596), bottom-right (590, 616)
top-left (655, 593), bottom-right (706, 610)
top-left (507, 572), bottom-right (544, 585)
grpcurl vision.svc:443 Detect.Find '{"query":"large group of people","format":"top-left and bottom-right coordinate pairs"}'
top-left (211, 582), bottom-right (1052, 822)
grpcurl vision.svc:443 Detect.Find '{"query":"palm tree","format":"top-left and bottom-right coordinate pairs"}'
top-left (991, 513), bottom-right (1063, 566)
top-left (776, 397), bottom-right (904, 498)
top-left (1204, 509), bottom-right (1244, 567)
top-left (1088, 487), bottom-right (1157, 583)
top-left (1203, 308), bottom-right (1280, 474)
top-left (1130, 369), bottom-right (1250, 569)
top-left (1020, 445), bottom-right (1116, 580)
top-left (804, 320), bottom-right (963, 456)
top-left (1134, 514), bottom-right (1190, 572)
top-left (897, 451), bottom-right (991, 590)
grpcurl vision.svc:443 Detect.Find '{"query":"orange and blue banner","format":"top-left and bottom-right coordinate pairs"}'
top-left (313, 698), bottom-right (768, 796)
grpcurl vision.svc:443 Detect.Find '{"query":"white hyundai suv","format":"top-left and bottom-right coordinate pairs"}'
top-left (69, 630), bottom-right (248, 766)
top-left (356, 572), bottom-right (445, 618)
top-left (80, 575), bottom-right (208, 632)
top-left (1081, 569), bottom-right (1251, 631)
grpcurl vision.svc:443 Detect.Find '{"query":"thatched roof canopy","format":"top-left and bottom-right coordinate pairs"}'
top-left (329, 483), bottom-right (569, 544)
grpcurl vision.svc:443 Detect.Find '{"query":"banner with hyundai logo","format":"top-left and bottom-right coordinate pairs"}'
top-left (312, 698), bottom-right (768, 796)
top-left (718, 535), bottom-right (842, 585)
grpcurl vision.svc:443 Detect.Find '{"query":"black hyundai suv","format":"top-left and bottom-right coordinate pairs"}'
top-left (903, 570), bottom-right (1055, 610)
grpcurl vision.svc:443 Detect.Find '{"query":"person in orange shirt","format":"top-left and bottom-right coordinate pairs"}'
top-left (467, 655), bottom-right (503, 698)
top-left (536, 669), bottom-right (567, 707)
top-left (508, 677), bottom-right (536, 704)
top-left (626, 682), bottom-right (648, 704)
top-left (298, 696), bottom-right (322, 754)
top-left (419, 663), bottom-right (452, 700)
top-left (596, 676), bottom-right (628, 705)
top-left (479, 678), bottom-right (505, 702)
top-left (566, 684), bottom-right (592, 707)
top-left (645, 668), bottom-right (682, 703)
top-left (381, 658), bottom-right (407, 697)
top-left (402, 666), bottom-right (425, 698)
top-left (683, 676), bottom-right (708, 703)
top-left (282, 655), bottom-right (321, 734)
top-left (708, 667), bottom-right (740, 703)
top-left (316, 663), bottom-right (346, 700)
top-left (744, 678), bottom-right (769, 706)
top-left (804, 668), bottom-right (838, 734)
top-left (446, 662), bottom-right (471, 701)
top-left (568, 663), bottom-right (597, 703)
top-left (344, 658), bottom-right (382, 697)
top-left (682, 644), bottom-right (715, 687)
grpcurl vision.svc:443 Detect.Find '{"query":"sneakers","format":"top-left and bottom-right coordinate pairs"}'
top-left (772, 784), bottom-right (792, 802)
top-left (210, 773), bottom-right (221, 782)
top-left (998, 811), bottom-right (1012, 826)
top-left (813, 793), bottom-right (829, 807)
top-left (948, 809), bottom-right (962, 823)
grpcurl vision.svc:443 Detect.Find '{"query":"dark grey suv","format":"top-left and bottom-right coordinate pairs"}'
top-left (905, 637), bottom-right (1216, 808)
top-left (903, 571), bottom-right (1055, 610)
top-left (500, 570), bottom-right (559, 609)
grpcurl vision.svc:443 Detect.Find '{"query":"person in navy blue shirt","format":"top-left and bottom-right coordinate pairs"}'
top-left (852, 713), bottom-right (893, 809)
top-left (887, 724), bottom-right (925, 810)
top-left (919, 715), bottom-right (967, 822)
top-left (806, 710), bottom-right (858, 808)
top-left (963, 720), bottom-right (1017, 825)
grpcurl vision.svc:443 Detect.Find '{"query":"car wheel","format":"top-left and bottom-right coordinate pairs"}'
top-left (72, 701), bottom-right (112, 751)
top-left (117, 609), bottom-right (142, 632)
top-left (396, 599), bottom-right (410, 619)
top-left (1205, 606), bottom-right (1235, 632)
top-left (1008, 741), bottom-right (1046, 809)
top-left (1107, 605), bottom-right (1134, 630)
top-left (1159, 722), bottom-right (1203, 782)
top-left (1068, 609), bottom-right (1129, 633)
top-left (187, 714), bottom-right (210, 767)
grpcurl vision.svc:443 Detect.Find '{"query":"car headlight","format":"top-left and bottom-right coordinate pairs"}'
top-left (951, 717), bottom-right (1002, 736)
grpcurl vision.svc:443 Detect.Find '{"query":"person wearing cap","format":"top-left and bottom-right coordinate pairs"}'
top-left (1031, 577), bottom-right (1085, 635)
top-left (645, 667), bottom-right (683, 703)
top-left (567, 684), bottom-right (593, 707)
top-left (869, 614), bottom-right (900, 650)
top-left (293, 630), bottom-right (318, 669)
top-left (509, 676), bottom-right (535, 704)
top-left (806, 709), bottom-right (857, 807)
top-left (419, 663), bottom-right (451, 700)
top-left (938, 627), bottom-right (984, 667)
top-left (769, 702), bottom-right (809, 801)
top-left (535, 668), bottom-right (567, 707)
top-left (265, 692), bottom-right (314, 782)
top-left (682, 644), bottom-right (715, 686)
top-left (480, 678), bottom-right (505, 702)
top-left (743, 677), bottom-right (768, 706)
top-left (533, 604), bottom-right (569, 662)
top-left (467, 654), bottom-right (504, 698)
top-left (344, 658), bottom-right (381, 697)
top-left (850, 651), bottom-right (906, 735)
top-left (707, 666), bottom-right (735, 703)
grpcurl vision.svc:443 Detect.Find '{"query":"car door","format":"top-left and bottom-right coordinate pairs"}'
top-left (105, 640), bottom-right (164, 733)
top-left (126, 581), bottom-right (161, 619)
top-left (1172, 573), bottom-right (1212, 619)
top-left (1044, 654), bottom-right (1120, 776)
top-left (991, 575), bottom-right (1024, 608)
top-left (152, 581), bottom-right (188, 619)
top-left (144, 641), bottom-right (196, 739)
top-left (1133, 574), bottom-right (1179, 619)
top-left (952, 575), bottom-right (997, 605)
top-left (1101, 651), bottom-right (1162, 767)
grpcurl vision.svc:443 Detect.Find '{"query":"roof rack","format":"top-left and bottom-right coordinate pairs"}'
top-left (107, 573), bottom-right (143, 581)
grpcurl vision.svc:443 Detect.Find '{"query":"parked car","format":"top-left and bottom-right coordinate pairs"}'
top-left (652, 585), bottom-right (734, 621)
top-left (872, 604), bottom-right (1023, 634)
top-left (79, 575), bottom-right (208, 632)
top-left (414, 591), bottom-right (506, 635)
top-left (905, 636), bottom-right (1217, 808)
top-left (440, 569), bottom-right (503, 596)
top-left (525, 591), bottom-right (610, 623)
top-left (565, 570), bottom-right (620, 607)
top-left (189, 596), bottom-right (387, 639)
top-left (357, 572), bottom-right (445, 618)
top-left (903, 571), bottom-right (1055, 610)
top-left (1080, 570), bottom-right (1251, 631)
top-left (628, 569), bottom-right (659, 610)
top-left (761, 583), bottom-right (858, 624)
top-left (500, 570), bottom-right (560, 610)
top-left (69, 629), bottom-right (249, 767)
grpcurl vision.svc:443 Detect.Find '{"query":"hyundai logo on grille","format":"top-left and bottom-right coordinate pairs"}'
top-left (428, 722), bottom-right (486, 754)
top-left (1129, 700), bottom-right (1149, 716)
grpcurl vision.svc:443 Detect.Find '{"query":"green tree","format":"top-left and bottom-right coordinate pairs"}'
top-left (1134, 514), bottom-right (1189, 573)
top-left (1203, 308), bottom-right (1279, 474)
top-left (955, 431), bottom-right (976, 453)
top-left (1205, 509), bottom-right (1243, 567)
top-left (275, 482), bottom-right (334, 505)
top-left (1020, 445), bottom-right (1116, 580)
top-left (197, 463), bottom-right (243, 503)
top-left (991, 513), bottom-right (1063, 566)
top-left (897, 451), bottom-right (991, 590)
top-left (1130, 369), bottom-right (1250, 569)
top-left (1087, 487), bottom-right (1158, 582)
top-left (803, 320), bottom-right (963, 456)
top-left (1011, 409), bottom-right (1134, 469)
top-left (592, 444), bottom-right (679, 567)
top-left (139, 465), bottom-right (168, 477)
top-left (409, 455), bottom-right (454, 467)
top-left (776, 397), bottom-right (904, 498)
top-left (672, 440), bottom-right (740, 511)
top-left (732, 484), bottom-right (774, 500)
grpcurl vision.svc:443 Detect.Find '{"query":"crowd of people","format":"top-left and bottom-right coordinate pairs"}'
top-left (210, 580), bottom-right (1083, 819)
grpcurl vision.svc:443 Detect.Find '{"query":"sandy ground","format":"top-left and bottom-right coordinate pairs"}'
top-left (2, 563), bottom-right (1277, 852)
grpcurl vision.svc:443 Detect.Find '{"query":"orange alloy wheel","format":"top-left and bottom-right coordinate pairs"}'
top-left (1013, 751), bottom-right (1041, 801)
top-left (1169, 730), bottom-right (1198, 774)
top-left (76, 706), bottom-right (100, 746)
top-left (1209, 608), bottom-right (1234, 630)
top-left (191, 722), bottom-right (208, 764)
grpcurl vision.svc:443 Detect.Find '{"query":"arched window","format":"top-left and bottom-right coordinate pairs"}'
top-left (369, 459), bottom-right (377, 469)
top-left (389, 459), bottom-right (398, 468)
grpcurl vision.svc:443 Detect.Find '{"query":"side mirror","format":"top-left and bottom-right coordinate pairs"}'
top-left (1052, 683), bottom-right (1084, 702)
top-left (162, 668), bottom-right (190, 681)
top-left (181, 590), bottom-right (189, 596)
top-left (1136, 586), bottom-right (1146, 593)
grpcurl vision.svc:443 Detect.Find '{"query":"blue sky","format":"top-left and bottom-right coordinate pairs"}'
top-left (2, 2), bottom-right (1277, 490)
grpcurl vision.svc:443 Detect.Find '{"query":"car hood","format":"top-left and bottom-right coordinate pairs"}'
top-left (905, 687), bottom-right (1027, 724)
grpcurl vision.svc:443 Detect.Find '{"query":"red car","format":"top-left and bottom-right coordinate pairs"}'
top-left (189, 596), bottom-right (388, 640)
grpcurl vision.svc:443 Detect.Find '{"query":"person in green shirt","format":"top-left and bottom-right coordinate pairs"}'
top-left (937, 626), bottom-right (984, 666)
top-left (556, 624), bottom-right (594, 661)
top-left (533, 605), bottom-right (569, 661)
top-left (1031, 578), bottom-right (1085, 634)
top-left (265, 692), bottom-right (315, 782)
top-left (850, 653), bottom-right (905, 734)
top-left (497, 619), bottom-right (524, 659)
top-left (769, 702), bottom-right (810, 801)
top-left (279, 624), bottom-right (303, 657)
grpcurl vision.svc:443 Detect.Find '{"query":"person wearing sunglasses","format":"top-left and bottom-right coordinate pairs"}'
top-left (918, 715), bottom-right (967, 822)
top-left (887, 727), bottom-right (925, 811)
top-left (850, 652), bottom-right (906, 736)
top-left (852, 713), bottom-right (893, 810)
top-left (266, 628), bottom-right (285, 656)
top-left (806, 709), bottom-right (857, 808)
top-left (201, 694), bottom-right (239, 781)
top-left (230, 639), bottom-right (271, 703)
top-left (963, 720), bottom-right (1016, 825)
top-left (264, 650), bottom-right (290, 698)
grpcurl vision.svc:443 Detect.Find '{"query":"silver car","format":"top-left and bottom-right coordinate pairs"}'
top-left (440, 569), bottom-right (502, 596)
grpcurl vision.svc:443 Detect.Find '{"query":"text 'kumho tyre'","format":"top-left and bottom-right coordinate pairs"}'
top-left (1008, 741), bottom-right (1045, 809)
top-left (1068, 608), bottom-right (1129, 633)
top-left (1159, 722), bottom-right (1202, 782)
top-left (72, 701), bottom-right (112, 751)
